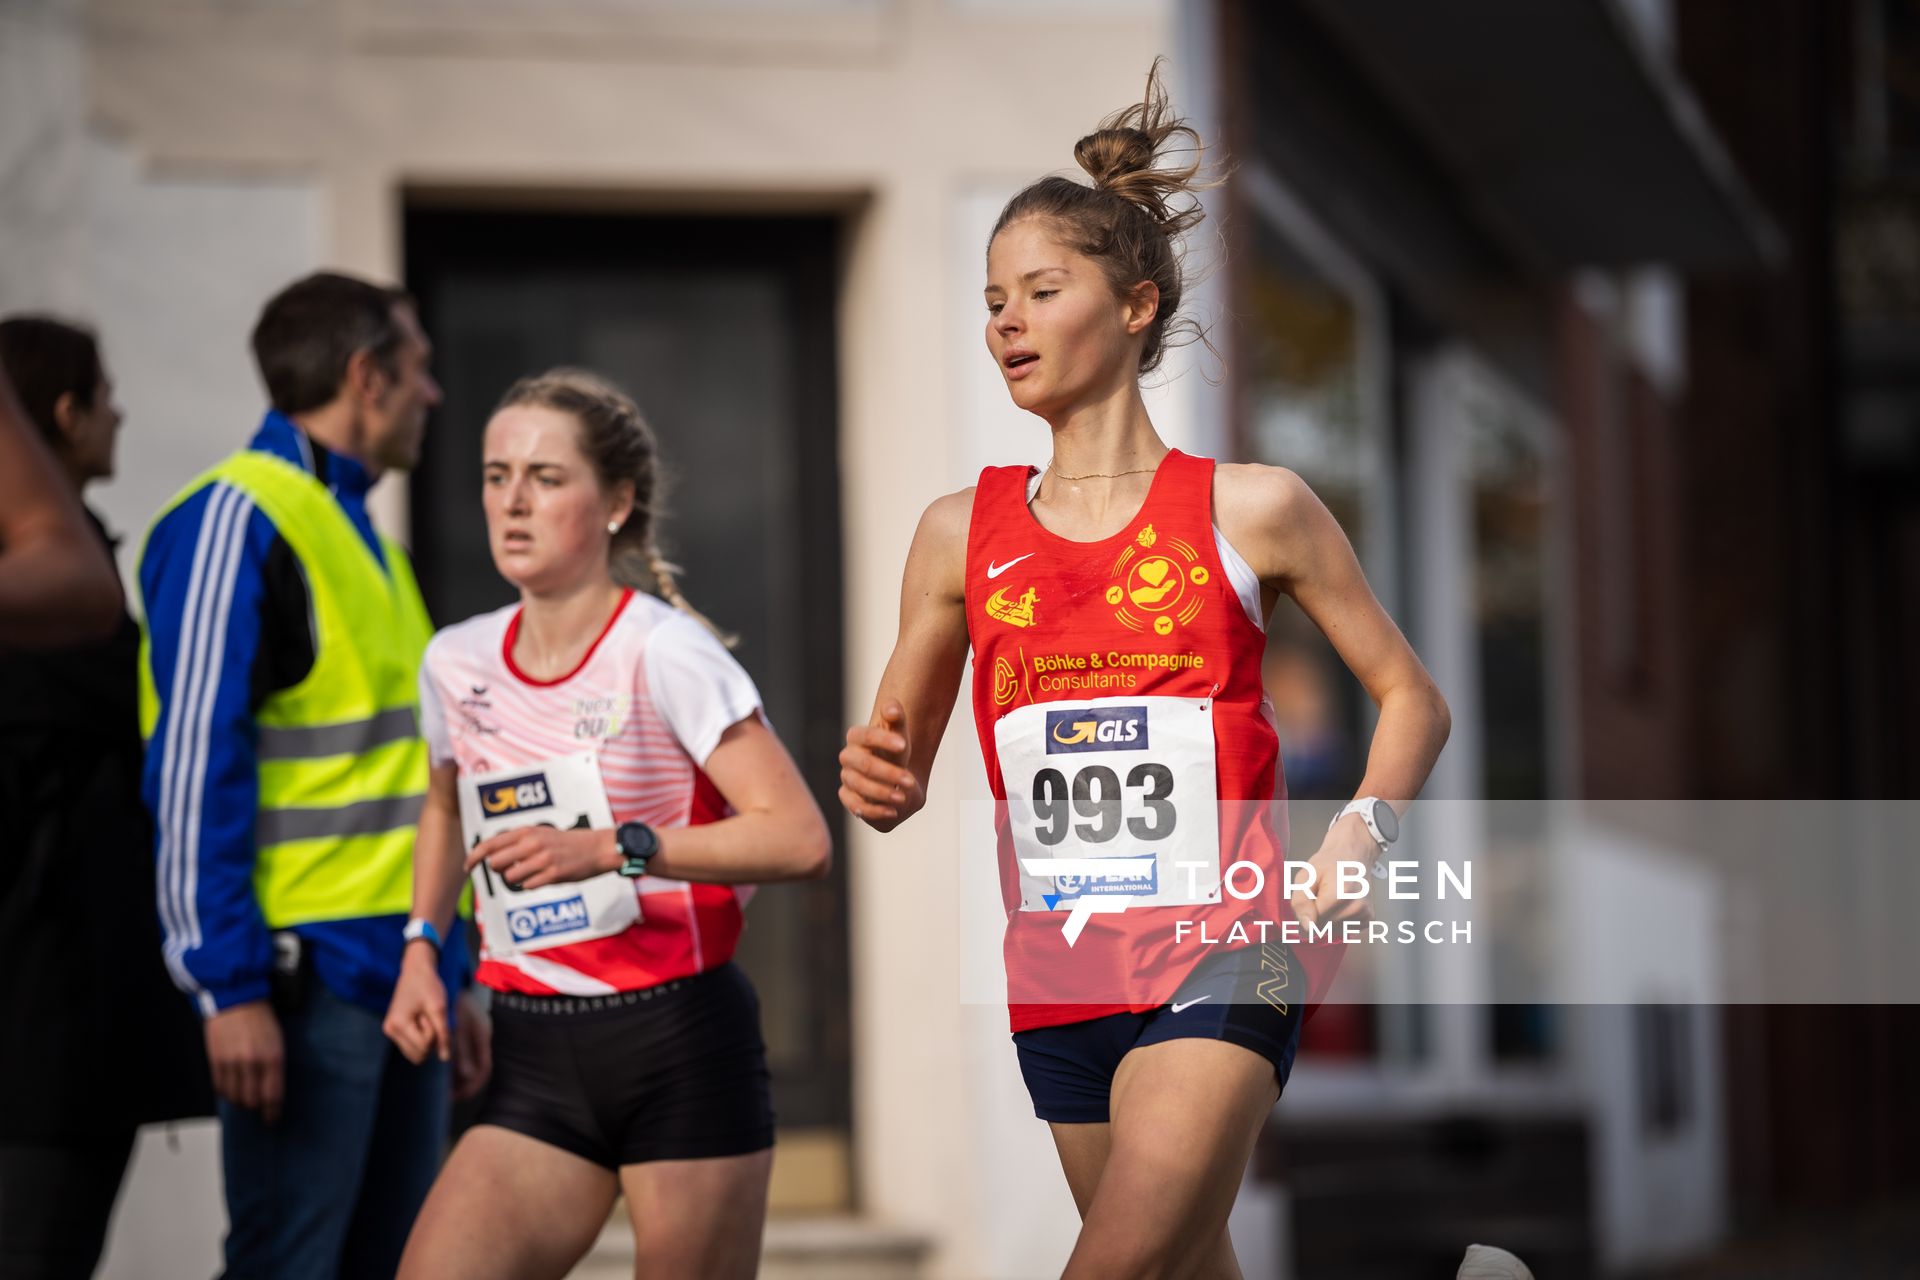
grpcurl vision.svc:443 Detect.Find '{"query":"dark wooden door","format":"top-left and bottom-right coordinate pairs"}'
top-left (405, 209), bottom-right (851, 1137)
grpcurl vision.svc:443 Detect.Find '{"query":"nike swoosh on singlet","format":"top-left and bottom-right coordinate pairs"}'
top-left (1170, 995), bottom-right (1212, 1014)
top-left (987, 553), bottom-right (1035, 578)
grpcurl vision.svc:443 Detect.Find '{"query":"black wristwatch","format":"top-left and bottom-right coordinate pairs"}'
top-left (614, 820), bottom-right (659, 879)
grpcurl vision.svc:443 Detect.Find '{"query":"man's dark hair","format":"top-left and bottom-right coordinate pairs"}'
top-left (0, 315), bottom-right (103, 445)
top-left (250, 271), bottom-right (414, 415)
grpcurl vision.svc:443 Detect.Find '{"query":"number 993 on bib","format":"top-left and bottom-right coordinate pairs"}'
top-left (995, 695), bottom-right (1223, 912)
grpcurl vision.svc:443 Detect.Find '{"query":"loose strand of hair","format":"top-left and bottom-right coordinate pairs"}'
top-left (644, 543), bottom-right (737, 648)
top-left (1078, 58), bottom-right (1221, 237)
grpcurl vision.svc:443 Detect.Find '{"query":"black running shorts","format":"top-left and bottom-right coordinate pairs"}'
top-left (1012, 941), bottom-right (1306, 1124)
top-left (477, 961), bottom-right (774, 1167)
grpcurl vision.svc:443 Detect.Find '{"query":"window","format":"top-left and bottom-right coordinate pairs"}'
top-left (1237, 165), bottom-right (1405, 1063)
top-left (1461, 361), bottom-right (1557, 1063)
top-left (1245, 216), bottom-right (1372, 806)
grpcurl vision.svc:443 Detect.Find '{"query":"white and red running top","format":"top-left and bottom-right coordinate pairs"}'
top-left (419, 588), bottom-right (762, 996)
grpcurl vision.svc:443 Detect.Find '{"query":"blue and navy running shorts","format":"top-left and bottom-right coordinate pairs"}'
top-left (1012, 941), bottom-right (1306, 1124)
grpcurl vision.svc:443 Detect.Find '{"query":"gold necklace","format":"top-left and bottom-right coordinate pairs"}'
top-left (1047, 460), bottom-right (1161, 482)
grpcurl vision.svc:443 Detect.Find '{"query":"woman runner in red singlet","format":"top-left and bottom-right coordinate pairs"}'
top-left (383, 370), bottom-right (831, 1280)
top-left (839, 65), bottom-right (1451, 1278)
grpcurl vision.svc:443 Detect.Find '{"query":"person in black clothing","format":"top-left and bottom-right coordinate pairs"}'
top-left (0, 316), bottom-right (212, 1280)
top-left (0, 368), bottom-right (122, 648)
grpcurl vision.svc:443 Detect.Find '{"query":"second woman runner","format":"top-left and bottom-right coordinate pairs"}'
top-left (383, 369), bottom-right (831, 1280)
top-left (839, 65), bottom-right (1451, 1278)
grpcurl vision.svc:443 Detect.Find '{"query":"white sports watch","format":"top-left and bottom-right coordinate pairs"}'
top-left (1329, 797), bottom-right (1400, 879)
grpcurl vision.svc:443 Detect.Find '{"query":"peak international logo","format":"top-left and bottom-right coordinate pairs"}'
top-left (1018, 854), bottom-right (1158, 944)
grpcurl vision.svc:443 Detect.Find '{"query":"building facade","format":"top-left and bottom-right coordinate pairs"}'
top-left (2, 1), bottom-right (1912, 1276)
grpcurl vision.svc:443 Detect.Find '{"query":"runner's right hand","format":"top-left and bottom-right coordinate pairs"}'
top-left (839, 701), bottom-right (922, 831)
top-left (452, 988), bottom-right (492, 1101)
top-left (382, 942), bottom-right (451, 1066)
top-left (205, 1000), bottom-right (285, 1125)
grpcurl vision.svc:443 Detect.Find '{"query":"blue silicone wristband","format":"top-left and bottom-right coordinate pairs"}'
top-left (403, 918), bottom-right (444, 952)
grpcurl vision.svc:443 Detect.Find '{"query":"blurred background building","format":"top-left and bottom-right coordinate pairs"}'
top-left (1, 0), bottom-right (1915, 1276)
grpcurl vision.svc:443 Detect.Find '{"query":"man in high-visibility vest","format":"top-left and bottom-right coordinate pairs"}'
top-left (138, 272), bottom-right (483, 1279)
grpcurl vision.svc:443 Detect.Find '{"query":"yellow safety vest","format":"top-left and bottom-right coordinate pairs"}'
top-left (139, 451), bottom-right (432, 928)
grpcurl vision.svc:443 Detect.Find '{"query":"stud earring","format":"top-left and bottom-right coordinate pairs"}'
top-left (607, 521), bottom-right (622, 534)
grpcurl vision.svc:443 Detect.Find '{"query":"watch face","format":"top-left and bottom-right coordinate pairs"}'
top-left (619, 821), bottom-right (656, 862)
top-left (1370, 800), bottom-right (1400, 844)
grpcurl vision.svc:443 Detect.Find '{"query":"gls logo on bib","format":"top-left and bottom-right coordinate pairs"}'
top-left (480, 772), bottom-right (553, 816)
top-left (1046, 706), bottom-right (1149, 754)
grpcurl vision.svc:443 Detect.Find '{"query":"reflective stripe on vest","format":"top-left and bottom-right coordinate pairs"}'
top-left (257, 707), bottom-right (419, 761)
top-left (138, 450), bottom-right (433, 929)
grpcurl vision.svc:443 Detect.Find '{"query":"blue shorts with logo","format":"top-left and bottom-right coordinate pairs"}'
top-left (1012, 941), bottom-right (1307, 1124)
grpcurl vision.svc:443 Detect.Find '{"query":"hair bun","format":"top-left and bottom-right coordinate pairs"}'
top-left (985, 57), bottom-right (1219, 377)
top-left (1062, 61), bottom-right (1211, 237)
top-left (1075, 127), bottom-right (1157, 190)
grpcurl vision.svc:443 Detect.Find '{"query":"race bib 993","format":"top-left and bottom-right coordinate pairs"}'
top-left (995, 695), bottom-right (1222, 911)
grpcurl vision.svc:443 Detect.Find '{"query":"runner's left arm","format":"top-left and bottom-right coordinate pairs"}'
top-left (1218, 463), bottom-right (1450, 920)
top-left (470, 613), bottom-right (832, 889)
top-left (1218, 463), bottom-right (1450, 816)
top-left (636, 713), bottom-right (832, 884)
top-left (468, 714), bottom-right (830, 887)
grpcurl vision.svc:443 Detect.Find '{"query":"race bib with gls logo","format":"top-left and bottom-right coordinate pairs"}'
top-left (457, 751), bottom-right (640, 959)
top-left (997, 695), bottom-right (1222, 912)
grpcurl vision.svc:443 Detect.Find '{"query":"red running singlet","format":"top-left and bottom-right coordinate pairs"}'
top-left (966, 450), bottom-right (1317, 1033)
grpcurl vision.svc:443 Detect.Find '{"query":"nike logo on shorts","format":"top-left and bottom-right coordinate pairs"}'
top-left (987, 553), bottom-right (1035, 579)
top-left (1170, 995), bottom-right (1212, 1014)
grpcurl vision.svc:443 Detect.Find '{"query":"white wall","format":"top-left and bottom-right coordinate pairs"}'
top-left (0, 2), bottom-right (322, 590)
top-left (83, 142), bottom-right (322, 582)
top-left (0, 1), bottom-right (92, 314)
top-left (1557, 823), bottom-right (1726, 1274)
